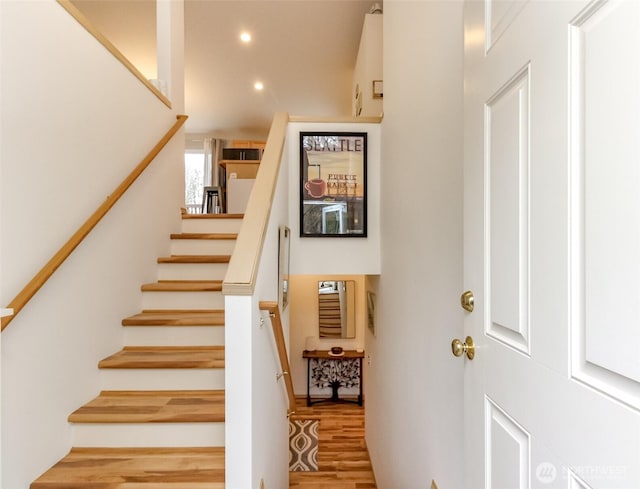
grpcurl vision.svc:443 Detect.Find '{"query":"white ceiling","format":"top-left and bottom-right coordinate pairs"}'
top-left (185, 1), bottom-right (375, 139)
top-left (72, 0), bottom-right (377, 140)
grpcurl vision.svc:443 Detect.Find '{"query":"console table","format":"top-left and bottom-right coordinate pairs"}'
top-left (302, 350), bottom-right (364, 406)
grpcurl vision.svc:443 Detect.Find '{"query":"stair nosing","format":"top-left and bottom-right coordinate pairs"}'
top-left (98, 389), bottom-right (224, 396)
top-left (140, 280), bottom-right (223, 292)
top-left (98, 346), bottom-right (225, 369)
top-left (170, 233), bottom-right (238, 240)
top-left (122, 310), bottom-right (225, 327)
top-left (141, 309), bottom-right (225, 313)
top-left (157, 255), bottom-right (231, 264)
top-left (68, 390), bottom-right (225, 424)
top-left (182, 213), bottom-right (244, 219)
top-left (121, 346), bottom-right (224, 351)
top-left (31, 447), bottom-right (225, 488)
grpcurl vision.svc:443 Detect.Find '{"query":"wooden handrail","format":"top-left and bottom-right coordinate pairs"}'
top-left (1, 115), bottom-right (188, 331)
top-left (260, 301), bottom-right (296, 416)
top-left (222, 112), bottom-right (289, 296)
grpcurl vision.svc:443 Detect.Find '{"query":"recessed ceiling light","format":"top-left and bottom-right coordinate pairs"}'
top-left (254, 81), bottom-right (264, 91)
top-left (240, 32), bottom-right (251, 43)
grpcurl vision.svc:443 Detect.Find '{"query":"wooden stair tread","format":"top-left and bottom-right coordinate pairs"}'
top-left (170, 233), bottom-right (238, 240)
top-left (182, 213), bottom-right (244, 219)
top-left (157, 255), bottom-right (231, 264)
top-left (69, 390), bottom-right (225, 423)
top-left (30, 447), bottom-right (225, 488)
top-left (99, 346), bottom-right (225, 369)
top-left (140, 281), bottom-right (222, 292)
top-left (122, 310), bottom-right (225, 326)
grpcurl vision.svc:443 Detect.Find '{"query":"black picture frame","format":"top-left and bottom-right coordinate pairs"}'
top-left (299, 132), bottom-right (367, 237)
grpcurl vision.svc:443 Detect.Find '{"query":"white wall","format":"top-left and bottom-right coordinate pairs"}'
top-left (71, 0), bottom-right (157, 80)
top-left (353, 13), bottom-right (383, 117)
top-left (365, 2), bottom-right (465, 488)
top-left (0, 1), bottom-right (184, 486)
top-left (157, 0), bottom-right (184, 107)
top-left (288, 274), bottom-right (367, 396)
top-left (287, 121), bottom-right (381, 276)
top-left (225, 142), bottom-right (290, 489)
top-left (0, 3), bottom-right (4, 481)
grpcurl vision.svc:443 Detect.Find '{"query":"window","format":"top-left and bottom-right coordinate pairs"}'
top-left (184, 152), bottom-right (204, 212)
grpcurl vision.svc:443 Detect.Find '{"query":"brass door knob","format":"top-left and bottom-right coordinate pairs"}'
top-left (451, 336), bottom-right (475, 360)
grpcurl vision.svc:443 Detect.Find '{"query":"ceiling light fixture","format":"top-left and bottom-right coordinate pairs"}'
top-left (254, 81), bottom-right (264, 91)
top-left (240, 32), bottom-right (251, 43)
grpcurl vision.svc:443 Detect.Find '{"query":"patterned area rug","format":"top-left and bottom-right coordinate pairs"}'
top-left (289, 419), bottom-right (319, 471)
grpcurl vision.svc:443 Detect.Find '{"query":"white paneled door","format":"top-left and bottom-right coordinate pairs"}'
top-left (463, 1), bottom-right (640, 488)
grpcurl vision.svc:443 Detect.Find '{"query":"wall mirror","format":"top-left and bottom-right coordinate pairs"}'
top-left (318, 280), bottom-right (356, 339)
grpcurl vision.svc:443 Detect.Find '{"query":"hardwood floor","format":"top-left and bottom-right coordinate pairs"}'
top-left (289, 401), bottom-right (377, 489)
top-left (68, 390), bottom-right (225, 423)
top-left (30, 447), bottom-right (225, 488)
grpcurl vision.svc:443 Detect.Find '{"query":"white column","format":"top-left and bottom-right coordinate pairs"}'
top-left (156, 0), bottom-right (184, 112)
top-left (224, 295), bottom-right (253, 489)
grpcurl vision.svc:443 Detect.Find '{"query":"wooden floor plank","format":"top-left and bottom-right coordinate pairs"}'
top-left (140, 281), bottom-right (223, 292)
top-left (31, 447), bottom-right (225, 488)
top-left (98, 346), bottom-right (225, 369)
top-left (170, 233), bottom-right (238, 240)
top-left (181, 213), bottom-right (244, 219)
top-left (289, 402), bottom-right (377, 489)
top-left (68, 390), bottom-right (225, 423)
top-left (122, 310), bottom-right (225, 326)
top-left (157, 255), bottom-right (231, 264)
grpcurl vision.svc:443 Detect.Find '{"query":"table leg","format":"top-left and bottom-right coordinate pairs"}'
top-left (358, 357), bottom-right (363, 406)
top-left (306, 357), bottom-right (311, 407)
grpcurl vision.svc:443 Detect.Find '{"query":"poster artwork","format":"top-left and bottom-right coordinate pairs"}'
top-left (300, 132), bottom-right (367, 237)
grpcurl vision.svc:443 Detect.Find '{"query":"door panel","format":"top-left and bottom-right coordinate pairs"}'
top-left (485, 65), bottom-right (531, 354)
top-left (464, 0), bottom-right (640, 488)
top-left (569, 0), bottom-right (640, 406)
top-left (486, 398), bottom-right (530, 489)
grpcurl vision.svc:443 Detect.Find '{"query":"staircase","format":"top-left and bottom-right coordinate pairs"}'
top-left (31, 213), bottom-right (244, 488)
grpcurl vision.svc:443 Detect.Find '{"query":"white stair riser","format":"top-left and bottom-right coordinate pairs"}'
top-left (123, 326), bottom-right (225, 346)
top-left (141, 291), bottom-right (224, 310)
top-left (181, 219), bottom-right (243, 234)
top-left (71, 422), bottom-right (225, 448)
top-left (170, 239), bottom-right (236, 255)
top-left (100, 368), bottom-right (225, 391)
top-left (157, 263), bottom-right (228, 281)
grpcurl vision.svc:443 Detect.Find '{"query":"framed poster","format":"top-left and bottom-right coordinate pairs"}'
top-left (300, 132), bottom-right (367, 237)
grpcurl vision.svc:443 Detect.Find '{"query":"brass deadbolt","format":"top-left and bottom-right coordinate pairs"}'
top-left (460, 290), bottom-right (474, 312)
